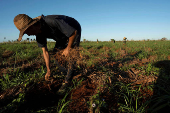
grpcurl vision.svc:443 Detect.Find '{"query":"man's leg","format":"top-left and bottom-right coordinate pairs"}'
top-left (64, 30), bottom-right (81, 83)
top-left (72, 28), bottom-right (81, 48)
top-left (53, 39), bottom-right (68, 52)
top-left (57, 30), bottom-right (81, 95)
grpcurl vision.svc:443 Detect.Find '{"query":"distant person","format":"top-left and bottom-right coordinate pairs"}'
top-left (14, 14), bottom-right (81, 94)
top-left (113, 39), bottom-right (115, 43)
top-left (123, 37), bottom-right (127, 44)
top-left (111, 39), bottom-right (115, 43)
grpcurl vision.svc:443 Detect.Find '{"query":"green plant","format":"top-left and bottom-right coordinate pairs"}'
top-left (57, 91), bottom-right (71, 113)
top-left (0, 74), bottom-right (11, 90)
top-left (114, 82), bottom-right (148, 113)
top-left (72, 78), bottom-right (84, 89)
top-left (137, 52), bottom-right (148, 60)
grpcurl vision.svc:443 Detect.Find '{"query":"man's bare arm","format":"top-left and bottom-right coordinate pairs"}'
top-left (67, 30), bottom-right (77, 49)
top-left (62, 30), bottom-right (77, 56)
top-left (42, 46), bottom-right (50, 80)
top-left (33, 16), bottom-right (41, 20)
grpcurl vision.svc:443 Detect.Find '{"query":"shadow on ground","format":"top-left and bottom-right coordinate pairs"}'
top-left (148, 60), bottom-right (170, 112)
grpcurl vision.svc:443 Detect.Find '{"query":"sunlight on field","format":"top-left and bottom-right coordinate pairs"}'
top-left (0, 40), bottom-right (170, 112)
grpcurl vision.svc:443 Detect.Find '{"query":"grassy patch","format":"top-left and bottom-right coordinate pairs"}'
top-left (1, 40), bottom-right (170, 112)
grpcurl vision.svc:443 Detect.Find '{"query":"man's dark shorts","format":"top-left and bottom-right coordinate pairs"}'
top-left (36, 28), bottom-right (81, 50)
top-left (54, 28), bottom-right (81, 50)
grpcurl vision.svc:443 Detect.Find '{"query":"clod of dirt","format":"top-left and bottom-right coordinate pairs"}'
top-left (2, 50), bottom-right (14, 58)
top-left (68, 78), bottom-right (96, 112)
top-left (54, 48), bottom-right (81, 67)
top-left (21, 63), bottom-right (42, 72)
top-left (0, 85), bottom-right (23, 107)
top-left (20, 80), bottom-right (61, 111)
top-left (129, 52), bottom-right (138, 56)
top-left (118, 68), bottom-right (158, 86)
top-left (88, 72), bottom-right (109, 92)
top-left (105, 62), bottom-right (118, 68)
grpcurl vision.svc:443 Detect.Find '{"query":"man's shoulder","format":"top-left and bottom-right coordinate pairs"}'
top-left (42, 15), bottom-right (63, 23)
top-left (45, 15), bottom-right (67, 19)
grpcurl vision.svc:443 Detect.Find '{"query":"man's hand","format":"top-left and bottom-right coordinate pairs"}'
top-left (45, 71), bottom-right (51, 81)
top-left (62, 30), bottom-right (77, 57)
top-left (62, 47), bottom-right (70, 57)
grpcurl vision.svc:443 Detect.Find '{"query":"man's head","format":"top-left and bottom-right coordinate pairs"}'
top-left (14, 14), bottom-right (41, 41)
top-left (24, 21), bottom-right (41, 36)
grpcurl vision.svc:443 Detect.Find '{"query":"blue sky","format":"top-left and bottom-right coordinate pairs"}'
top-left (0, 0), bottom-right (169, 42)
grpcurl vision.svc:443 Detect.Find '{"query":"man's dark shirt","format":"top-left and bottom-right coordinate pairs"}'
top-left (36, 15), bottom-right (81, 47)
